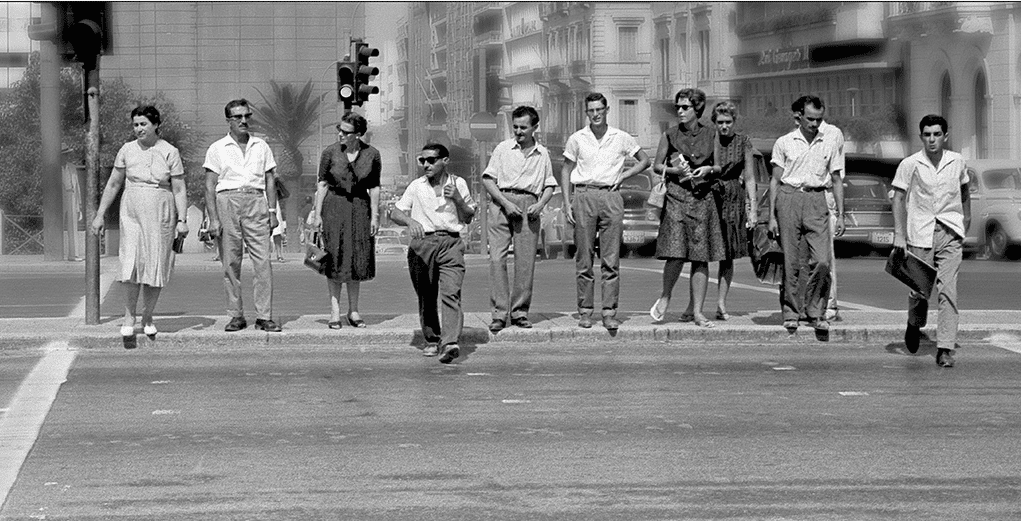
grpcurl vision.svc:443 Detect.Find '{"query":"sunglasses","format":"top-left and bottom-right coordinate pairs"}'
top-left (675, 104), bottom-right (693, 111)
top-left (417, 156), bottom-right (443, 166)
top-left (229, 113), bottom-right (254, 121)
top-left (338, 128), bottom-right (358, 136)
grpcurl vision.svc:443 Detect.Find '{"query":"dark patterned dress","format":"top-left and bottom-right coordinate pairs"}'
top-left (318, 141), bottom-right (381, 282)
top-left (715, 132), bottom-right (754, 260)
top-left (655, 122), bottom-right (726, 262)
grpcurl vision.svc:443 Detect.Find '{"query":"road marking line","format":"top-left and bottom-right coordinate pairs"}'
top-left (0, 342), bottom-right (77, 509)
top-left (69, 266), bottom-right (117, 319)
top-left (985, 333), bottom-right (1021, 354)
top-left (620, 265), bottom-right (892, 312)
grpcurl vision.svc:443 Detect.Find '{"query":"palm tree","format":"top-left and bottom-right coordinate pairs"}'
top-left (253, 79), bottom-right (322, 248)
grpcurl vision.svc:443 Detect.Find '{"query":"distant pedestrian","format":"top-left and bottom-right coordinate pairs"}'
top-left (648, 88), bottom-right (724, 329)
top-left (769, 95), bottom-right (845, 336)
top-left (390, 143), bottom-right (477, 363)
top-left (481, 105), bottom-right (557, 333)
top-left (309, 112), bottom-right (381, 329)
top-left (90, 105), bottom-right (188, 345)
top-left (561, 92), bottom-right (650, 331)
top-left (203, 98), bottom-right (282, 332)
top-left (709, 100), bottom-right (758, 321)
top-left (892, 114), bottom-right (970, 368)
top-left (271, 200), bottom-right (286, 262)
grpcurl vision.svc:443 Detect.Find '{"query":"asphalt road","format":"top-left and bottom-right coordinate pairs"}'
top-left (1, 255), bottom-right (1020, 320)
top-left (2, 341), bottom-right (1020, 520)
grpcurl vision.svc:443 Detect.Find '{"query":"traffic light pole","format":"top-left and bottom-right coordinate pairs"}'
top-left (84, 75), bottom-right (101, 324)
top-left (39, 2), bottom-right (64, 261)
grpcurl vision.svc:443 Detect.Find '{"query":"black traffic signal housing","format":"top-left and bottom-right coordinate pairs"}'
top-left (27, 2), bottom-right (110, 70)
top-left (353, 40), bottom-right (379, 106)
top-left (337, 61), bottom-right (357, 108)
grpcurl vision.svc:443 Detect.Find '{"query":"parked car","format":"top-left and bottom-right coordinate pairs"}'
top-left (620, 170), bottom-right (660, 255)
top-left (539, 190), bottom-right (574, 259)
top-left (753, 153), bottom-right (899, 256)
top-left (376, 227), bottom-right (408, 244)
top-left (964, 159), bottom-right (1021, 259)
top-left (375, 236), bottom-right (409, 256)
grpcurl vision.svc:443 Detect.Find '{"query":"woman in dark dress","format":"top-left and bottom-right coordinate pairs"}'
top-left (711, 101), bottom-right (757, 320)
top-left (310, 112), bottom-right (381, 328)
top-left (648, 88), bottom-right (726, 328)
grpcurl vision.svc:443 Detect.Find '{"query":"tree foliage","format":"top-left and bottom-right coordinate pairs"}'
top-left (0, 53), bottom-right (207, 216)
top-left (253, 79), bottom-right (322, 180)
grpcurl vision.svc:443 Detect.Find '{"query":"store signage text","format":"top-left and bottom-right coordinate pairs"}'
top-left (758, 46), bottom-right (810, 70)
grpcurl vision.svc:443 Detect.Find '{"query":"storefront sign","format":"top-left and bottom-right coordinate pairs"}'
top-left (758, 46), bottom-right (810, 71)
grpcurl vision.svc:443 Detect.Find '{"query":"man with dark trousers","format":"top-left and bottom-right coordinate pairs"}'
top-left (391, 143), bottom-right (477, 364)
top-left (769, 95), bottom-right (845, 336)
top-left (481, 105), bottom-right (557, 333)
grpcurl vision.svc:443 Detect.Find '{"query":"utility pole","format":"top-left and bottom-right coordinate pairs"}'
top-left (38, 3), bottom-right (63, 261)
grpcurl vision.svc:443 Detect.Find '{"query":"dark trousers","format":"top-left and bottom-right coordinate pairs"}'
top-left (408, 234), bottom-right (466, 348)
top-left (488, 192), bottom-right (540, 321)
top-left (776, 186), bottom-right (832, 321)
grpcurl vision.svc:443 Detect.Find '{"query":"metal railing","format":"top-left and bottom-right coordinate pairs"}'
top-left (0, 212), bottom-right (44, 255)
top-left (889, 1), bottom-right (956, 16)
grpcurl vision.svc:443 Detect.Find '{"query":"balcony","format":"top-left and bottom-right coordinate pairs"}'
top-left (889, 1), bottom-right (956, 16)
top-left (887, 1), bottom-right (995, 36)
top-left (476, 29), bottom-right (503, 48)
top-left (474, 2), bottom-right (503, 17)
top-left (569, 60), bottom-right (589, 77)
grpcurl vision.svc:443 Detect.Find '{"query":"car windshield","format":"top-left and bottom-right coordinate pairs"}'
top-left (621, 174), bottom-right (651, 191)
top-left (981, 169), bottom-right (1021, 190)
top-left (844, 176), bottom-right (890, 200)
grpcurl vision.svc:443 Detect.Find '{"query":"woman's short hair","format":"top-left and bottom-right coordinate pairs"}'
top-left (131, 105), bottom-right (161, 127)
top-left (675, 88), bottom-right (707, 118)
top-left (711, 101), bottom-right (738, 123)
top-left (339, 111), bottom-right (368, 136)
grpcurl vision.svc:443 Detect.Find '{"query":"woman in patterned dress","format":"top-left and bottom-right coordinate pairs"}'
top-left (711, 101), bottom-right (757, 320)
top-left (90, 105), bottom-right (188, 342)
top-left (649, 88), bottom-right (726, 328)
top-left (309, 112), bottom-right (381, 328)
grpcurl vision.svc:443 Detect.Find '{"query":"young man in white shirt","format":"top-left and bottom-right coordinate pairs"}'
top-left (892, 114), bottom-right (971, 368)
top-left (391, 143), bottom-right (477, 364)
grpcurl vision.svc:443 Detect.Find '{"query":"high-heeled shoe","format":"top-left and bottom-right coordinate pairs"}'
top-left (346, 312), bottom-right (366, 328)
top-left (327, 320), bottom-right (343, 329)
top-left (120, 325), bottom-right (135, 337)
top-left (121, 325), bottom-right (137, 350)
top-left (143, 323), bottom-right (158, 339)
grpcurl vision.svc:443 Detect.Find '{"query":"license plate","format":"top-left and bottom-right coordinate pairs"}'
top-left (870, 231), bottom-right (894, 245)
top-left (623, 231), bottom-right (646, 244)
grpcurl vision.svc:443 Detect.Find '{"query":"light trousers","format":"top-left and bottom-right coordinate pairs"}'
top-left (907, 222), bottom-right (962, 351)
top-left (216, 190), bottom-right (274, 320)
top-left (488, 192), bottom-right (540, 321)
top-left (572, 189), bottom-right (623, 317)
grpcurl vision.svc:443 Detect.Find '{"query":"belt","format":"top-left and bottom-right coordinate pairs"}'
top-left (219, 187), bottom-right (265, 194)
top-left (573, 184), bottom-right (614, 192)
top-left (781, 183), bottom-right (827, 193)
top-left (424, 230), bottom-right (460, 238)
top-left (500, 188), bottom-right (537, 197)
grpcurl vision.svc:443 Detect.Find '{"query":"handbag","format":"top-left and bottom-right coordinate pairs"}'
top-left (647, 177), bottom-right (667, 208)
top-left (303, 231), bottom-right (328, 274)
top-left (749, 223), bottom-right (784, 284)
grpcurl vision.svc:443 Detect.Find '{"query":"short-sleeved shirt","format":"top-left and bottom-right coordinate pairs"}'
top-left (892, 149), bottom-right (969, 247)
top-left (482, 138), bottom-right (558, 196)
top-left (771, 123), bottom-right (845, 189)
top-left (563, 125), bottom-right (641, 186)
top-left (115, 139), bottom-right (185, 188)
top-left (395, 174), bottom-right (477, 234)
top-left (203, 134), bottom-right (277, 192)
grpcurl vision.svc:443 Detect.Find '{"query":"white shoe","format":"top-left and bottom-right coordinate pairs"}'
top-left (120, 325), bottom-right (135, 337)
top-left (650, 297), bottom-right (669, 322)
top-left (143, 324), bottom-right (158, 338)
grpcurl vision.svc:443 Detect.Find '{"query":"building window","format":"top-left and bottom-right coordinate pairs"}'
top-left (618, 99), bottom-right (638, 134)
top-left (618, 26), bottom-right (637, 61)
top-left (657, 37), bottom-right (670, 97)
top-left (698, 29), bottom-right (710, 80)
top-left (975, 70), bottom-right (988, 159)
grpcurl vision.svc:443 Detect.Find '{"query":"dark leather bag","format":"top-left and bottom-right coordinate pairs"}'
top-left (304, 231), bottom-right (328, 274)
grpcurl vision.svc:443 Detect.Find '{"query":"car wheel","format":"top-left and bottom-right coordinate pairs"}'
top-left (987, 225), bottom-right (1009, 260)
top-left (565, 244), bottom-right (576, 259)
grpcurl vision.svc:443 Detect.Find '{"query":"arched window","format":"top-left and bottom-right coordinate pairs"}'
top-left (975, 70), bottom-right (988, 159)
top-left (940, 72), bottom-right (952, 148)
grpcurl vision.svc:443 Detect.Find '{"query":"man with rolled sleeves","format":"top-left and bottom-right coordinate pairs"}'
top-left (481, 106), bottom-right (558, 333)
top-left (561, 92), bottom-right (651, 331)
top-left (769, 95), bottom-right (845, 336)
top-left (204, 98), bottom-right (282, 332)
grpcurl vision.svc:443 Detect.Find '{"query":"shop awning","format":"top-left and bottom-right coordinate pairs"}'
top-left (722, 61), bottom-right (898, 82)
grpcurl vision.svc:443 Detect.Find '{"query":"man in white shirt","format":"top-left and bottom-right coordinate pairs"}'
top-left (391, 143), bottom-right (477, 364)
top-left (770, 95), bottom-right (845, 336)
top-left (892, 114), bottom-right (970, 368)
top-left (561, 92), bottom-right (650, 331)
top-left (482, 106), bottom-right (557, 333)
top-left (204, 99), bottom-right (281, 332)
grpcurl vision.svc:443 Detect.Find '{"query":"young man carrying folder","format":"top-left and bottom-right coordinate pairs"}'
top-left (891, 114), bottom-right (971, 368)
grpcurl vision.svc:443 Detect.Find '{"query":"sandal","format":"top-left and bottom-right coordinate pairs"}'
top-left (715, 310), bottom-right (731, 321)
top-left (649, 297), bottom-right (669, 322)
top-left (328, 320), bottom-right (343, 329)
top-left (693, 316), bottom-right (715, 328)
top-left (347, 312), bottom-right (367, 328)
top-left (679, 312), bottom-right (695, 323)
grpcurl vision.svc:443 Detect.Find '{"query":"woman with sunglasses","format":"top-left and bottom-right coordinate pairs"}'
top-left (649, 88), bottom-right (726, 328)
top-left (90, 105), bottom-right (187, 345)
top-left (309, 111), bottom-right (381, 328)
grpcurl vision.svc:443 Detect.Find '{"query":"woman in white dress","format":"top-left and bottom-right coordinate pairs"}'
top-left (91, 105), bottom-right (188, 344)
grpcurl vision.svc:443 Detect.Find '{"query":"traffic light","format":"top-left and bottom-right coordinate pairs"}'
top-left (27, 2), bottom-right (109, 70)
top-left (337, 61), bottom-right (357, 108)
top-left (353, 39), bottom-right (379, 106)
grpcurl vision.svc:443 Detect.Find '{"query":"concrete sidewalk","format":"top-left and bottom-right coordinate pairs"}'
top-left (2, 309), bottom-right (1020, 351)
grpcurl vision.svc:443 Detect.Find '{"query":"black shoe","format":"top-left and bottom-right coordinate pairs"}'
top-left (936, 348), bottom-right (955, 368)
top-left (346, 313), bottom-right (366, 328)
top-left (255, 319), bottom-right (282, 332)
top-left (904, 325), bottom-right (921, 354)
top-left (511, 317), bottom-right (532, 329)
top-left (489, 319), bottom-right (506, 333)
top-left (225, 316), bottom-right (247, 332)
top-left (602, 316), bottom-right (620, 331)
top-left (439, 344), bottom-right (460, 364)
